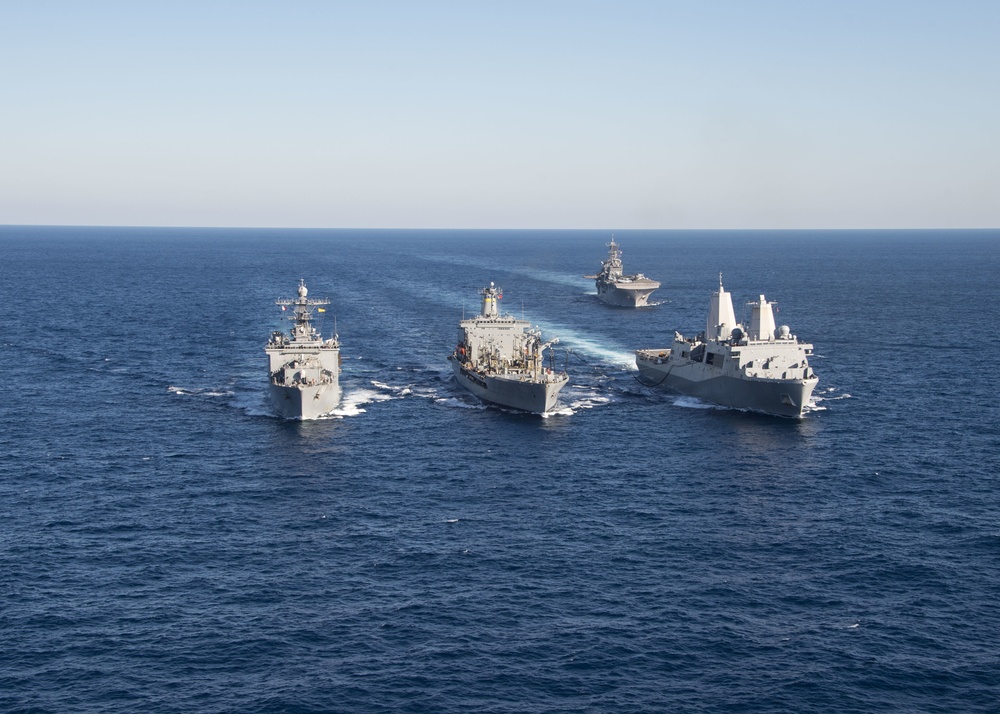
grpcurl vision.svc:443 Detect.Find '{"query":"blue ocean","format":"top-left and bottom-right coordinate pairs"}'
top-left (2, 226), bottom-right (998, 712)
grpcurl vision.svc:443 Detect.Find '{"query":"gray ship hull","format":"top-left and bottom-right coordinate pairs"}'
top-left (450, 358), bottom-right (566, 414)
top-left (266, 280), bottom-right (342, 421)
top-left (587, 238), bottom-right (660, 307)
top-left (597, 281), bottom-right (658, 307)
top-left (636, 279), bottom-right (819, 418)
top-left (268, 382), bottom-right (341, 420)
top-left (636, 357), bottom-right (816, 418)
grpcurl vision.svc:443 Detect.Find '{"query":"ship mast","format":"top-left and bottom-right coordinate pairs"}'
top-left (275, 279), bottom-right (331, 342)
top-left (603, 235), bottom-right (623, 278)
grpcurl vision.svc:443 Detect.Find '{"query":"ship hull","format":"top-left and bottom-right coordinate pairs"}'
top-left (636, 355), bottom-right (817, 418)
top-left (268, 382), bottom-right (341, 420)
top-left (450, 359), bottom-right (567, 414)
top-left (597, 283), bottom-right (658, 307)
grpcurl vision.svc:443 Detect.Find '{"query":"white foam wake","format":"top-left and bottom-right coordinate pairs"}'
top-left (526, 319), bottom-right (636, 370)
top-left (434, 397), bottom-right (487, 410)
top-left (167, 385), bottom-right (234, 397)
top-left (672, 396), bottom-right (726, 411)
top-left (418, 253), bottom-right (589, 291)
top-left (330, 387), bottom-right (394, 417)
top-left (541, 406), bottom-right (575, 418)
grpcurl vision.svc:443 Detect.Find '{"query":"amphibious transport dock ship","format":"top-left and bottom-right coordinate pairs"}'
top-left (448, 283), bottom-right (568, 414)
top-left (584, 237), bottom-right (660, 307)
top-left (636, 276), bottom-right (818, 418)
top-left (265, 280), bottom-right (341, 419)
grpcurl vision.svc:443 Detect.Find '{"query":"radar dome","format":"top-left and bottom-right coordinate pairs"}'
top-left (298, 283), bottom-right (308, 298)
top-left (730, 327), bottom-right (744, 341)
top-left (777, 325), bottom-right (791, 338)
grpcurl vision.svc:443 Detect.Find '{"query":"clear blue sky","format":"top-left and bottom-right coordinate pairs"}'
top-left (2, 0), bottom-right (997, 228)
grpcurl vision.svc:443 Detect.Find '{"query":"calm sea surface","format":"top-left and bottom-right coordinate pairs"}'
top-left (2, 227), bottom-right (999, 712)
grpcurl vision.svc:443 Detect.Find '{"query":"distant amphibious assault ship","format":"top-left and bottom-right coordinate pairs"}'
top-left (584, 237), bottom-right (661, 307)
top-left (636, 276), bottom-right (818, 418)
top-left (265, 280), bottom-right (341, 420)
top-left (448, 283), bottom-right (568, 414)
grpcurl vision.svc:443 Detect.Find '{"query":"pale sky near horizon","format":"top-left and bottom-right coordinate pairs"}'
top-left (1, 1), bottom-right (998, 229)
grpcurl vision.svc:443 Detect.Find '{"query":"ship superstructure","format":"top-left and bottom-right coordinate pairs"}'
top-left (584, 237), bottom-right (661, 307)
top-left (636, 275), bottom-right (818, 418)
top-left (448, 282), bottom-right (568, 414)
top-left (265, 280), bottom-right (341, 419)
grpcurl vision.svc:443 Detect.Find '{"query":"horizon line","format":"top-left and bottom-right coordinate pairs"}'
top-left (3, 223), bottom-right (999, 232)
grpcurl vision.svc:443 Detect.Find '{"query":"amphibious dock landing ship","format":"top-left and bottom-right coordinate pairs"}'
top-left (636, 276), bottom-right (818, 418)
top-left (265, 280), bottom-right (341, 419)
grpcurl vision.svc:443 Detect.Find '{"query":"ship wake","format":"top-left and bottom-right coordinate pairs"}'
top-left (327, 387), bottom-right (394, 418)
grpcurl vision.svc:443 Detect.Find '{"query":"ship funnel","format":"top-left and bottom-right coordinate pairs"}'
top-left (749, 295), bottom-right (777, 341)
top-left (706, 275), bottom-right (738, 341)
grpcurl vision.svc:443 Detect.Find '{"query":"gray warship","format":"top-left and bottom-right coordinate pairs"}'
top-left (265, 280), bottom-right (341, 420)
top-left (448, 282), bottom-right (569, 414)
top-left (584, 236), bottom-right (661, 307)
top-left (636, 276), bottom-right (818, 418)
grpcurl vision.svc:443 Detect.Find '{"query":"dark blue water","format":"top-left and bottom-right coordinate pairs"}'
top-left (2, 227), bottom-right (999, 712)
